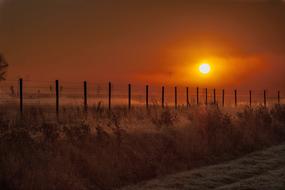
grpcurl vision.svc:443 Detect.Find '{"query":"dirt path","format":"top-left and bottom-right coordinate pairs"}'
top-left (121, 144), bottom-right (285, 190)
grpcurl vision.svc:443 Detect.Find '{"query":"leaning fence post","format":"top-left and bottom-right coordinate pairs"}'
top-left (108, 82), bottom-right (112, 110)
top-left (205, 88), bottom-right (208, 105)
top-left (174, 86), bottom-right (177, 109)
top-left (186, 87), bottom-right (189, 108)
top-left (213, 88), bottom-right (216, 105)
top-left (264, 90), bottom-right (267, 107)
top-left (197, 87), bottom-right (199, 105)
top-left (146, 85), bottom-right (149, 109)
top-left (234, 89), bottom-right (237, 107)
top-left (56, 80), bottom-right (59, 114)
top-left (222, 89), bottom-right (225, 107)
top-left (84, 81), bottom-right (88, 112)
top-left (249, 90), bottom-right (252, 107)
top-left (278, 91), bottom-right (280, 105)
top-left (162, 86), bottom-right (165, 108)
top-left (128, 84), bottom-right (131, 110)
top-left (19, 78), bottom-right (23, 113)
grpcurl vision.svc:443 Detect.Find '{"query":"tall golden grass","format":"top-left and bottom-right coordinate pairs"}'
top-left (0, 105), bottom-right (285, 189)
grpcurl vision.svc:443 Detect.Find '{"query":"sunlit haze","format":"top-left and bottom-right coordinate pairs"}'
top-left (199, 63), bottom-right (211, 75)
top-left (0, 0), bottom-right (285, 90)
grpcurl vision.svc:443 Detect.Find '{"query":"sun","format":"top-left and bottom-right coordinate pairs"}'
top-left (199, 63), bottom-right (211, 74)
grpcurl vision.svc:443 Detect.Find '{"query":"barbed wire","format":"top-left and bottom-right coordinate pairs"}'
top-left (0, 79), bottom-right (283, 108)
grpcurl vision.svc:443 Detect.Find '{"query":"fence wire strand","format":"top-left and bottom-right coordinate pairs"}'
top-left (0, 80), bottom-right (283, 113)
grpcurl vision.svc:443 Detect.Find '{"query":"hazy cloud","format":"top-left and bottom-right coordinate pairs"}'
top-left (0, 0), bottom-right (12, 7)
top-left (0, 0), bottom-right (285, 89)
top-left (0, 0), bottom-right (8, 7)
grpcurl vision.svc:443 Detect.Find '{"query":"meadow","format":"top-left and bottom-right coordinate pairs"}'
top-left (0, 103), bottom-right (285, 190)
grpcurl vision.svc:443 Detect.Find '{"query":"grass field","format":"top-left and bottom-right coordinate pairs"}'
top-left (0, 104), bottom-right (285, 189)
top-left (122, 143), bottom-right (285, 190)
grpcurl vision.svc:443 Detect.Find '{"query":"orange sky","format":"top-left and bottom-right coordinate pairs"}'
top-left (0, 0), bottom-right (285, 90)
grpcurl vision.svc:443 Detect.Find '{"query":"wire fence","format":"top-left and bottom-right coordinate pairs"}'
top-left (0, 79), bottom-right (283, 113)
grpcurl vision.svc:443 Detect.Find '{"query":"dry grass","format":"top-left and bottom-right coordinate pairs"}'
top-left (122, 143), bottom-right (285, 190)
top-left (0, 105), bottom-right (285, 190)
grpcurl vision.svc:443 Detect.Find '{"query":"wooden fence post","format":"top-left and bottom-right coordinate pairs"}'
top-left (146, 85), bottom-right (149, 109)
top-left (205, 88), bottom-right (208, 105)
top-left (186, 87), bottom-right (189, 108)
top-left (84, 81), bottom-right (88, 112)
top-left (278, 91), bottom-right (280, 105)
top-left (197, 87), bottom-right (199, 105)
top-left (128, 84), bottom-right (131, 110)
top-left (249, 90), bottom-right (252, 107)
top-left (222, 89), bottom-right (225, 107)
top-left (213, 88), bottom-right (216, 105)
top-left (56, 80), bottom-right (59, 114)
top-left (162, 86), bottom-right (165, 108)
top-left (174, 86), bottom-right (177, 109)
top-left (108, 82), bottom-right (111, 110)
top-left (19, 78), bottom-right (23, 113)
top-left (264, 90), bottom-right (267, 107)
top-left (234, 89), bottom-right (237, 107)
